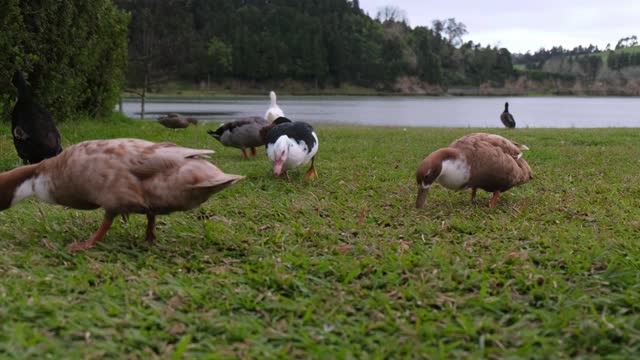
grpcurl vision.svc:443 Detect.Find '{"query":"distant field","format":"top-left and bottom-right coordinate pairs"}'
top-left (1, 117), bottom-right (640, 357)
top-left (562, 45), bottom-right (640, 63)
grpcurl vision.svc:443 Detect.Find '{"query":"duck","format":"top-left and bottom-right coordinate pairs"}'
top-left (415, 133), bottom-right (532, 209)
top-left (264, 91), bottom-right (285, 121)
top-left (260, 117), bottom-right (318, 178)
top-left (0, 138), bottom-right (244, 252)
top-left (500, 102), bottom-right (516, 128)
top-left (11, 71), bottom-right (63, 164)
top-left (207, 116), bottom-right (270, 158)
top-left (158, 113), bottom-right (198, 128)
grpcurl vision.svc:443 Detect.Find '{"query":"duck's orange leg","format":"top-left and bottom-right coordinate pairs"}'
top-left (241, 148), bottom-right (249, 159)
top-left (145, 214), bottom-right (156, 244)
top-left (68, 212), bottom-right (115, 252)
top-left (488, 191), bottom-right (501, 209)
top-left (304, 157), bottom-right (318, 179)
top-left (470, 188), bottom-right (477, 203)
top-left (250, 147), bottom-right (257, 156)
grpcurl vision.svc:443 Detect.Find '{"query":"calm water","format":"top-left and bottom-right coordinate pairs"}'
top-left (121, 96), bottom-right (640, 128)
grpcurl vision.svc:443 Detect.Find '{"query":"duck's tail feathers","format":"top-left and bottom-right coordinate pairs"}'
top-left (207, 129), bottom-right (222, 140)
top-left (192, 174), bottom-right (245, 188)
top-left (512, 142), bottom-right (529, 151)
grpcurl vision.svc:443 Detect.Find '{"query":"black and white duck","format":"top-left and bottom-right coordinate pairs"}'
top-left (260, 117), bottom-right (318, 178)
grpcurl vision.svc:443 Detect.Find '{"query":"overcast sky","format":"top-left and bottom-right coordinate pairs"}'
top-left (359, 0), bottom-right (639, 53)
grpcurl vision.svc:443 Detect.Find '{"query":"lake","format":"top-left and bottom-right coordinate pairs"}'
top-left (120, 96), bottom-right (640, 128)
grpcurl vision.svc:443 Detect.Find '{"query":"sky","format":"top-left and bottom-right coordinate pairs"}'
top-left (358, 0), bottom-right (639, 53)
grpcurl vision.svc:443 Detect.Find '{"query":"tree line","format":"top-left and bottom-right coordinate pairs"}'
top-left (113, 0), bottom-right (514, 90)
top-left (513, 35), bottom-right (639, 72)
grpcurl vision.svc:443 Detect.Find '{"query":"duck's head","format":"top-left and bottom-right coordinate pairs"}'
top-left (186, 116), bottom-right (199, 126)
top-left (415, 148), bottom-right (461, 209)
top-left (272, 136), bottom-right (290, 176)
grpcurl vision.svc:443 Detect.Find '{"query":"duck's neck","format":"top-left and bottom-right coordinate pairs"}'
top-left (0, 164), bottom-right (52, 210)
top-left (270, 91), bottom-right (277, 106)
top-left (12, 72), bottom-right (31, 100)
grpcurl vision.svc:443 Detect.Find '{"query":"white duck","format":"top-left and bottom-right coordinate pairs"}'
top-left (264, 91), bottom-right (285, 121)
top-left (261, 117), bottom-right (318, 178)
top-left (0, 139), bottom-right (244, 252)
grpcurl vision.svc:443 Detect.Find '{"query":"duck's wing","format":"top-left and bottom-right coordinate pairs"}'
top-left (127, 142), bottom-right (215, 180)
top-left (452, 133), bottom-right (525, 159)
top-left (451, 133), bottom-right (532, 190)
top-left (500, 112), bottom-right (516, 128)
top-left (210, 117), bottom-right (268, 137)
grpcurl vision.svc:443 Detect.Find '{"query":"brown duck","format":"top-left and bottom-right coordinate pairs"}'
top-left (415, 133), bottom-right (532, 209)
top-left (0, 139), bottom-right (244, 252)
top-left (158, 113), bottom-right (198, 128)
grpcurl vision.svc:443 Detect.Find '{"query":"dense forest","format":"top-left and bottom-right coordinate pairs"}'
top-left (113, 0), bottom-right (514, 91)
top-left (2, 0), bottom-right (640, 122)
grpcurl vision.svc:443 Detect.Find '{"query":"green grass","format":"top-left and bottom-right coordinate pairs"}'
top-left (1, 116), bottom-right (640, 358)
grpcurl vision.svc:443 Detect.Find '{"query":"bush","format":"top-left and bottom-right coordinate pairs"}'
top-left (0, 0), bottom-right (129, 121)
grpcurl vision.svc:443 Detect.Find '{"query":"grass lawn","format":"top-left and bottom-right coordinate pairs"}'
top-left (1, 116), bottom-right (640, 358)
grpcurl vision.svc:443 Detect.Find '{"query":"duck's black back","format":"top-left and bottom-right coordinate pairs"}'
top-left (265, 121), bottom-right (316, 150)
top-left (11, 72), bottom-right (62, 164)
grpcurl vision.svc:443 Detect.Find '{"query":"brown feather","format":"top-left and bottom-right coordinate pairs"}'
top-left (449, 133), bottom-right (532, 192)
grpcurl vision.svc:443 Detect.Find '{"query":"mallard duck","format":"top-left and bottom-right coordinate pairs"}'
top-left (158, 113), bottom-right (198, 129)
top-left (415, 133), bottom-right (532, 209)
top-left (500, 102), bottom-right (516, 128)
top-left (207, 116), bottom-right (270, 158)
top-left (0, 139), bottom-right (244, 252)
top-left (11, 71), bottom-right (62, 164)
top-left (264, 91), bottom-right (284, 121)
top-left (261, 117), bottom-right (318, 178)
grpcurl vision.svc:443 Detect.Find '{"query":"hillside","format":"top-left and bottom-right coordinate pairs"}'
top-left (506, 46), bottom-right (640, 96)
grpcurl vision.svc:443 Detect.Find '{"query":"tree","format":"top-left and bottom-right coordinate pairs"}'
top-left (411, 27), bottom-right (443, 84)
top-left (376, 5), bottom-right (408, 25)
top-left (115, 0), bottom-right (196, 119)
top-left (1, 0), bottom-right (129, 121)
top-left (207, 37), bottom-right (232, 83)
top-left (442, 18), bottom-right (468, 47)
top-left (616, 35), bottom-right (638, 49)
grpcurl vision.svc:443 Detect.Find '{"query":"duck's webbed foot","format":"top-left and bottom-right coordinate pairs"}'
top-left (67, 213), bottom-right (115, 252)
